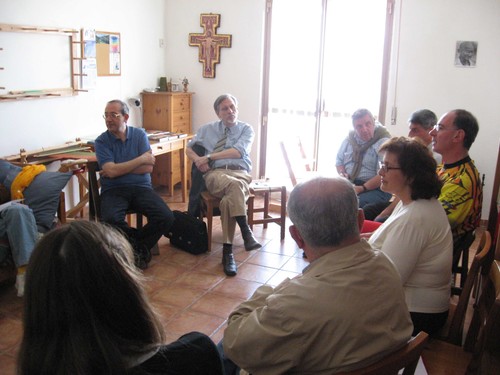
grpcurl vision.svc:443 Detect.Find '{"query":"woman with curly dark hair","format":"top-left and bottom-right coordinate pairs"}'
top-left (368, 136), bottom-right (453, 336)
top-left (18, 220), bottom-right (223, 375)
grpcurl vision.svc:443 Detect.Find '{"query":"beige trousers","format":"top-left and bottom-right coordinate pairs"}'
top-left (204, 169), bottom-right (252, 244)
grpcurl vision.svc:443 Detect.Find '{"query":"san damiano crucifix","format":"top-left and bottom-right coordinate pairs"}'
top-left (189, 14), bottom-right (232, 78)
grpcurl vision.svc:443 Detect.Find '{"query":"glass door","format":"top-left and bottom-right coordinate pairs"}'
top-left (263, 0), bottom-right (390, 180)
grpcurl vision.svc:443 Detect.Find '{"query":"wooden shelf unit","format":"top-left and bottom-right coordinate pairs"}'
top-left (141, 91), bottom-right (193, 195)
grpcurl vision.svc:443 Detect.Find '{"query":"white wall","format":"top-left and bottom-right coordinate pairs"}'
top-left (164, 0), bottom-right (266, 173)
top-left (384, 0), bottom-right (500, 220)
top-left (1, 0), bottom-right (497, 220)
top-left (0, 0), bottom-right (166, 157)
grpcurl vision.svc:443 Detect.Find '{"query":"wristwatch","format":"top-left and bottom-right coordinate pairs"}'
top-left (206, 154), bottom-right (212, 162)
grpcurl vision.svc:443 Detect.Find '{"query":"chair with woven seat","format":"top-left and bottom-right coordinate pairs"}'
top-left (335, 331), bottom-right (429, 375)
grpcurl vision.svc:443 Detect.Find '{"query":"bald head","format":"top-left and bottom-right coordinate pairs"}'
top-left (287, 177), bottom-right (360, 248)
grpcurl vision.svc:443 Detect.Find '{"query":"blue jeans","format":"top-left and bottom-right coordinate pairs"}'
top-left (0, 204), bottom-right (38, 267)
top-left (100, 186), bottom-right (174, 251)
top-left (357, 188), bottom-right (392, 208)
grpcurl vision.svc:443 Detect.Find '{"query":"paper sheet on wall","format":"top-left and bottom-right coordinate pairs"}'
top-left (82, 58), bottom-right (97, 89)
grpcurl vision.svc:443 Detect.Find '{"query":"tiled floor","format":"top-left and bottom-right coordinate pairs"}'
top-left (0, 187), bottom-right (483, 374)
top-left (0, 190), bottom-right (304, 374)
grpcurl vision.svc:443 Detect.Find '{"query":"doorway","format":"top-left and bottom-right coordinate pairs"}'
top-left (260, 0), bottom-right (393, 181)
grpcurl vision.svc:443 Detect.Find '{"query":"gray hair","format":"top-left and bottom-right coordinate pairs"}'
top-left (408, 109), bottom-right (437, 130)
top-left (287, 177), bottom-right (359, 247)
top-left (213, 94), bottom-right (238, 114)
top-left (351, 108), bottom-right (374, 125)
top-left (107, 99), bottom-right (129, 115)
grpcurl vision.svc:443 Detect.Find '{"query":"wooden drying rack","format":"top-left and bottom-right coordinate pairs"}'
top-left (0, 23), bottom-right (87, 101)
top-left (3, 139), bottom-right (93, 165)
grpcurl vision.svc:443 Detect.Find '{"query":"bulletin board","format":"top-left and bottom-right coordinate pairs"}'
top-left (96, 31), bottom-right (121, 76)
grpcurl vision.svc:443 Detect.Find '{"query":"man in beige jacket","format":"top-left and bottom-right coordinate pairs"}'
top-left (220, 177), bottom-right (413, 375)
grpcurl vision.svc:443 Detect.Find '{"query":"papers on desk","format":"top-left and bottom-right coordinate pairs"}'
top-left (147, 130), bottom-right (188, 143)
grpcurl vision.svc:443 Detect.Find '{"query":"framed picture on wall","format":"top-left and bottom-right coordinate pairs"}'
top-left (454, 41), bottom-right (478, 67)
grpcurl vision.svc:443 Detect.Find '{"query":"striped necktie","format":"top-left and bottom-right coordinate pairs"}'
top-left (213, 127), bottom-right (229, 153)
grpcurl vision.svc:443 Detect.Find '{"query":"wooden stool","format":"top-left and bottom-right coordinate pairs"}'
top-left (248, 184), bottom-right (287, 241)
top-left (200, 191), bottom-right (255, 252)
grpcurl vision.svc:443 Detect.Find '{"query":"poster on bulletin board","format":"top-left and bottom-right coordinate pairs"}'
top-left (96, 31), bottom-right (121, 76)
top-left (81, 29), bottom-right (97, 89)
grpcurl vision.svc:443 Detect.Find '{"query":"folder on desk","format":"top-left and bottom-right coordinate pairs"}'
top-left (147, 130), bottom-right (187, 143)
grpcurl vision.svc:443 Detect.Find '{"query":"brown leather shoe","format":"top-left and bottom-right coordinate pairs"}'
top-left (222, 248), bottom-right (237, 276)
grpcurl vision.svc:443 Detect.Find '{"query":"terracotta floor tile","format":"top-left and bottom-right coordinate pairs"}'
top-left (212, 278), bottom-right (263, 300)
top-left (152, 284), bottom-right (205, 309)
top-left (173, 271), bottom-right (225, 291)
top-left (148, 261), bottom-right (190, 282)
top-left (0, 352), bottom-right (16, 375)
top-left (0, 317), bottom-right (22, 352)
top-left (247, 251), bottom-right (291, 269)
top-left (210, 324), bottom-right (226, 345)
top-left (193, 255), bottom-right (228, 275)
top-left (280, 256), bottom-right (309, 273)
top-left (235, 263), bottom-right (278, 284)
top-left (164, 248), bottom-right (209, 268)
top-left (150, 302), bottom-right (182, 324)
top-left (190, 292), bottom-right (245, 319)
top-left (266, 269), bottom-right (299, 287)
top-left (233, 247), bottom-right (259, 263)
top-left (164, 310), bottom-right (225, 337)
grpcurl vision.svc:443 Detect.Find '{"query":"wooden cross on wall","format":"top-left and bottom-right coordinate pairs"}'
top-left (189, 14), bottom-right (232, 78)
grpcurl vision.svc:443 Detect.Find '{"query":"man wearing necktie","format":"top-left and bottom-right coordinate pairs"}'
top-left (187, 94), bottom-right (261, 276)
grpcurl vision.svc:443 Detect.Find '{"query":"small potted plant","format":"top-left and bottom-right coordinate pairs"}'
top-left (182, 77), bottom-right (189, 92)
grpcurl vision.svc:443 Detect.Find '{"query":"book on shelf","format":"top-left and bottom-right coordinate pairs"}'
top-left (146, 130), bottom-right (187, 143)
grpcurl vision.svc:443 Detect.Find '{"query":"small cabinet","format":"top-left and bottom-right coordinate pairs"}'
top-left (141, 91), bottom-right (193, 195)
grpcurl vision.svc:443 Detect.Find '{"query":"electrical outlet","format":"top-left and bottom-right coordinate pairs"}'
top-left (159, 38), bottom-right (165, 48)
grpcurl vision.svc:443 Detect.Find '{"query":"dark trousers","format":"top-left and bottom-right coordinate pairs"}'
top-left (100, 186), bottom-right (174, 251)
top-left (217, 340), bottom-right (240, 375)
top-left (410, 310), bottom-right (449, 336)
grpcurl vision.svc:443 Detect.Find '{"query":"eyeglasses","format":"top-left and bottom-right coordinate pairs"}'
top-left (432, 124), bottom-right (456, 132)
top-left (102, 113), bottom-right (121, 119)
top-left (379, 161), bottom-right (401, 173)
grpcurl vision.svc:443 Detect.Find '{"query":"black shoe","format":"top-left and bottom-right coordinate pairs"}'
top-left (134, 244), bottom-right (152, 270)
top-left (134, 254), bottom-right (148, 270)
top-left (243, 231), bottom-right (262, 251)
top-left (222, 248), bottom-right (237, 276)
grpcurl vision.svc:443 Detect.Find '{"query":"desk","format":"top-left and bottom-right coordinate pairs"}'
top-left (4, 136), bottom-right (190, 222)
top-left (52, 137), bottom-right (190, 221)
top-left (149, 136), bottom-right (190, 198)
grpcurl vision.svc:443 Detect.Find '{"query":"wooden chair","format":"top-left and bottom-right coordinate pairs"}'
top-left (200, 183), bottom-right (288, 252)
top-left (279, 139), bottom-right (317, 188)
top-left (451, 174), bottom-right (486, 296)
top-left (439, 230), bottom-right (492, 346)
top-left (451, 230), bottom-right (476, 296)
top-left (247, 183), bottom-right (287, 241)
top-left (335, 331), bottom-right (429, 375)
top-left (422, 260), bottom-right (500, 374)
top-left (199, 190), bottom-right (255, 252)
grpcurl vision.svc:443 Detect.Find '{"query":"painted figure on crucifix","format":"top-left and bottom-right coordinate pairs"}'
top-left (189, 14), bottom-right (232, 78)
